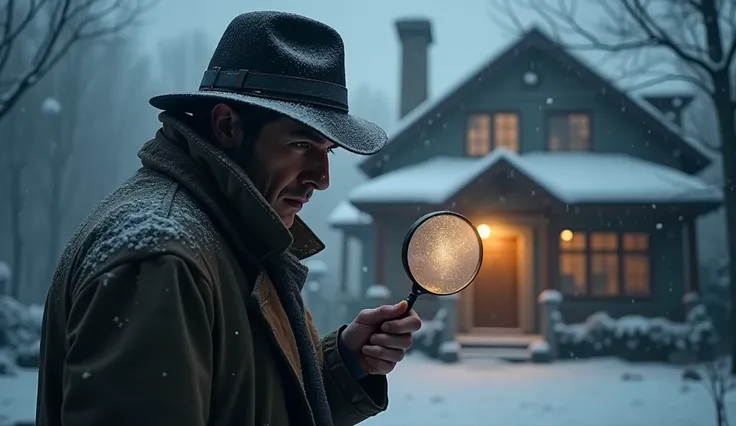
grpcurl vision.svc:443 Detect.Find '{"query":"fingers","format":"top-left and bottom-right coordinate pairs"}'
top-left (362, 354), bottom-right (398, 375)
top-left (362, 344), bottom-right (405, 363)
top-left (381, 311), bottom-right (422, 334)
top-left (370, 332), bottom-right (413, 350)
top-left (355, 300), bottom-right (409, 326)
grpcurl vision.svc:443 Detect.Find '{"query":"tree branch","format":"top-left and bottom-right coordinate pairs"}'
top-left (488, 0), bottom-right (720, 95)
top-left (0, 0), bottom-right (155, 121)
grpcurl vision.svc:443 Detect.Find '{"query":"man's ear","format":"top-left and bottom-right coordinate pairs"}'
top-left (210, 103), bottom-right (245, 149)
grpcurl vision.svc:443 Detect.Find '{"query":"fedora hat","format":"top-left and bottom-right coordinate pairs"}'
top-left (149, 11), bottom-right (387, 155)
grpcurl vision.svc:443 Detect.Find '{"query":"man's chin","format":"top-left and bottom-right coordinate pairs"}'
top-left (279, 213), bottom-right (295, 228)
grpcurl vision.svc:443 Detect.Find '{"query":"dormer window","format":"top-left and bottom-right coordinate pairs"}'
top-left (466, 112), bottom-right (520, 157)
top-left (547, 112), bottom-right (591, 151)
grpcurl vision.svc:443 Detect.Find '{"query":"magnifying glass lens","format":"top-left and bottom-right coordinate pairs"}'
top-left (406, 213), bottom-right (482, 295)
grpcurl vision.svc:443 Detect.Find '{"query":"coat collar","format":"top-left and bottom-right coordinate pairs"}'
top-left (138, 111), bottom-right (325, 262)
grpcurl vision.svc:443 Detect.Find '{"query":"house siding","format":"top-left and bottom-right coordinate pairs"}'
top-left (377, 47), bottom-right (686, 176)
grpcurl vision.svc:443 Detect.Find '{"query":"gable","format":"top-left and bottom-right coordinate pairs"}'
top-left (360, 28), bottom-right (712, 178)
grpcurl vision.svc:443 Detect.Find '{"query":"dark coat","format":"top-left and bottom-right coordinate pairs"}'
top-left (35, 112), bottom-right (388, 426)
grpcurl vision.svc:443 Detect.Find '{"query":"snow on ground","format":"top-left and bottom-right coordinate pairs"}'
top-left (363, 354), bottom-right (736, 426)
top-left (1, 355), bottom-right (734, 426)
top-left (0, 369), bottom-right (37, 425)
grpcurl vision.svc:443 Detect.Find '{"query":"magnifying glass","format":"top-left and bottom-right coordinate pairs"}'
top-left (401, 210), bottom-right (483, 311)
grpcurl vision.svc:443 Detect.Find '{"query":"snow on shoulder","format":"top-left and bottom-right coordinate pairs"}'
top-left (79, 185), bottom-right (217, 277)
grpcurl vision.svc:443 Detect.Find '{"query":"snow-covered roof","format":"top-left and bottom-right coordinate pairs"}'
top-left (349, 149), bottom-right (722, 205)
top-left (304, 259), bottom-right (328, 274)
top-left (327, 200), bottom-right (373, 227)
top-left (359, 27), bottom-right (713, 176)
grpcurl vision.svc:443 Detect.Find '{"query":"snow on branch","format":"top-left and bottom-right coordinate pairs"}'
top-left (0, 0), bottom-right (154, 120)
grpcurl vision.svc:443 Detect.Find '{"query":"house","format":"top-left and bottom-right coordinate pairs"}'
top-left (327, 18), bottom-right (722, 338)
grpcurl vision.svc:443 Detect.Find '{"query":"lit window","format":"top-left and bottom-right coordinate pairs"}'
top-left (466, 114), bottom-right (491, 157)
top-left (558, 230), bottom-right (650, 297)
top-left (493, 113), bottom-right (519, 152)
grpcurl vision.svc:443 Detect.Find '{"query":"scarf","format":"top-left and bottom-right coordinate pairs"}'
top-left (263, 251), bottom-right (333, 426)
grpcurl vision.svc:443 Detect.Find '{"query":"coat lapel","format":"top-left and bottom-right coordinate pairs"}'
top-left (251, 272), bottom-right (304, 385)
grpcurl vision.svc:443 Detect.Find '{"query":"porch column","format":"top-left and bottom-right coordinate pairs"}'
top-left (339, 231), bottom-right (349, 293)
top-left (438, 293), bottom-right (460, 363)
top-left (537, 289), bottom-right (562, 360)
top-left (686, 219), bottom-right (699, 292)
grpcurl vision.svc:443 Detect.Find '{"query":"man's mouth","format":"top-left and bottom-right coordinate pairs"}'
top-left (283, 198), bottom-right (308, 209)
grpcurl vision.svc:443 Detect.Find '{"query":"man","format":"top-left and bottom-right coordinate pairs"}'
top-left (35, 11), bottom-right (421, 426)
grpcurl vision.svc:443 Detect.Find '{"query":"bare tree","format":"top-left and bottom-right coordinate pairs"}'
top-left (490, 0), bottom-right (736, 373)
top-left (39, 42), bottom-right (91, 283)
top-left (683, 357), bottom-right (735, 426)
top-left (0, 0), bottom-right (152, 122)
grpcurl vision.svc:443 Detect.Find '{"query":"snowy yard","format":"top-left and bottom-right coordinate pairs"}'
top-left (1, 355), bottom-right (734, 426)
top-left (363, 354), bottom-right (736, 426)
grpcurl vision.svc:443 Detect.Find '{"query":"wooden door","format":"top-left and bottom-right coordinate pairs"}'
top-left (472, 236), bottom-right (519, 328)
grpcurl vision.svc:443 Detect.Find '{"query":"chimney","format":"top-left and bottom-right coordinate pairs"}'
top-left (395, 18), bottom-right (433, 119)
top-left (642, 93), bottom-right (694, 127)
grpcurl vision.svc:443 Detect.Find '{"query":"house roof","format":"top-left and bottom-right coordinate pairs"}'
top-left (327, 200), bottom-right (373, 227)
top-left (359, 27), bottom-right (714, 177)
top-left (348, 149), bottom-right (722, 206)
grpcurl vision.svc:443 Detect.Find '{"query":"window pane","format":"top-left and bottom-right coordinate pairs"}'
top-left (623, 233), bottom-right (649, 251)
top-left (569, 114), bottom-right (590, 150)
top-left (547, 115), bottom-right (570, 151)
top-left (590, 232), bottom-right (617, 251)
top-left (560, 230), bottom-right (586, 250)
top-left (547, 113), bottom-right (590, 151)
top-left (624, 255), bottom-right (650, 295)
top-left (494, 113), bottom-right (519, 152)
top-left (591, 254), bottom-right (619, 296)
top-left (466, 114), bottom-right (491, 157)
top-left (559, 253), bottom-right (586, 295)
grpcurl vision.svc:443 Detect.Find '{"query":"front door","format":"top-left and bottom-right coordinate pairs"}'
top-left (472, 236), bottom-right (519, 328)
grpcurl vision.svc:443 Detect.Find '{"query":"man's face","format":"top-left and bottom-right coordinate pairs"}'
top-left (210, 104), bottom-right (334, 228)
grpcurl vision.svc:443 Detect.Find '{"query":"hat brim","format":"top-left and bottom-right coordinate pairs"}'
top-left (149, 91), bottom-right (387, 156)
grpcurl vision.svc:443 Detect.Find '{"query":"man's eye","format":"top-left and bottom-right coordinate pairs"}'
top-left (292, 141), bottom-right (311, 150)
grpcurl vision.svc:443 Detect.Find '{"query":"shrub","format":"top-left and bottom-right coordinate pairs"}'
top-left (556, 305), bottom-right (717, 363)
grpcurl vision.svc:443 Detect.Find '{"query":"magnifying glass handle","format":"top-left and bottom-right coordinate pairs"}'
top-left (396, 290), bottom-right (420, 319)
top-left (404, 291), bottom-right (419, 312)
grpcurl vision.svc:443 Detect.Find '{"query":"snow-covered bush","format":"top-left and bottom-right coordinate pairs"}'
top-left (701, 258), bottom-right (731, 352)
top-left (556, 305), bottom-right (717, 363)
top-left (408, 307), bottom-right (446, 359)
top-left (0, 296), bottom-right (43, 371)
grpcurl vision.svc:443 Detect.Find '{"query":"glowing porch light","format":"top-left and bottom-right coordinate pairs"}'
top-left (477, 224), bottom-right (491, 240)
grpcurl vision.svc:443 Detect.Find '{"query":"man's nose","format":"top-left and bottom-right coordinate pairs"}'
top-left (302, 155), bottom-right (330, 190)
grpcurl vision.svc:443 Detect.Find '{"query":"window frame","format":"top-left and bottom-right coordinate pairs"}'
top-left (557, 230), bottom-right (653, 299)
top-left (465, 111), bottom-right (522, 156)
top-left (545, 110), bottom-right (593, 152)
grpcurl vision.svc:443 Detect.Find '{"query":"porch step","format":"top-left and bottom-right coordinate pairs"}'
top-left (461, 346), bottom-right (530, 363)
top-left (456, 334), bottom-right (539, 349)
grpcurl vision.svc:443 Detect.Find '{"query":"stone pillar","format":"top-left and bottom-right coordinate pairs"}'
top-left (0, 262), bottom-right (10, 296)
top-left (537, 289), bottom-right (563, 360)
top-left (437, 294), bottom-right (460, 363)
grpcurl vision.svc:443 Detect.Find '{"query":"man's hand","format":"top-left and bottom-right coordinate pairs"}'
top-left (340, 301), bottom-right (422, 375)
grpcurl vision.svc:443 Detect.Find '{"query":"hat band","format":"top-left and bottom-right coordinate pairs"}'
top-left (199, 68), bottom-right (348, 112)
